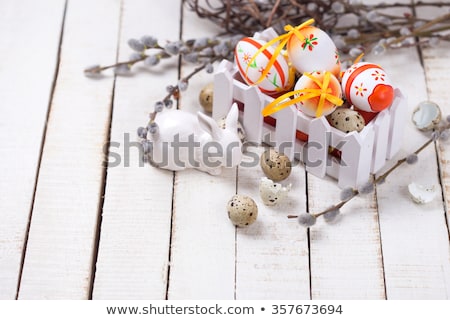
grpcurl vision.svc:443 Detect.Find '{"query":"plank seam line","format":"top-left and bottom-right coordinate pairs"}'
top-left (165, 0), bottom-right (185, 300)
top-left (373, 180), bottom-right (388, 300)
top-left (234, 166), bottom-right (238, 300)
top-left (15, 0), bottom-right (69, 300)
top-left (305, 171), bottom-right (312, 300)
top-left (88, 0), bottom-right (124, 300)
top-left (433, 142), bottom-right (450, 244)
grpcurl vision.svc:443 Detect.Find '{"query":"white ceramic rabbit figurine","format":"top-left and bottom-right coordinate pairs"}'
top-left (147, 103), bottom-right (242, 175)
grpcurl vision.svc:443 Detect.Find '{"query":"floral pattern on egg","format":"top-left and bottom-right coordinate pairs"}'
top-left (341, 62), bottom-right (394, 113)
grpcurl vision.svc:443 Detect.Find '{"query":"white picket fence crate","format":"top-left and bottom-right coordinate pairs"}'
top-left (212, 59), bottom-right (407, 188)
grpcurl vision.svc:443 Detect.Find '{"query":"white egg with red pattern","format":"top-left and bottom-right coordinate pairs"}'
top-left (341, 62), bottom-right (395, 113)
top-left (287, 26), bottom-right (341, 78)
top-left (234, 37), bottom-right (294, 96)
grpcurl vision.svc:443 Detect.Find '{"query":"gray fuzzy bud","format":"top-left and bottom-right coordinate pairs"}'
top-left (193, 37), bottom-right (209, 49)
top-left (405, 154), bottom-right (418, 165)
top-left (205, 63), bottom-right (214, 74)
top-left (331, 2), bottom-right (345, 14)
top-left (165, 42), bottom-right (181, 55)
top-left (140, 35), bottom-right (157, 48)
top-left (440, 130), bottom-right (450, 141)
top-left (154, 101), bottom-right (164, 113)
top-left (340, 187), bottom-right (355, 201)
top-left (323, 209), bottom-right (340, 223)
top-left (141, 140), bottom-right (152, 154)
top-left (129, 52), bottom-right (143, 61)
top-left (114, 64), bottom-right (131, 75)
top-left (201, 47), bottom-right (214, 57)
top-left (298, 214), bottom-right (317, 228)
top-left (137, 126), bottom-right (148, 139)
top-left (178, 80), bottom-right (188, 91)
top-left (183, 53), bottom-right (199, 63)
top-left (144, 55), bottom-right (160, 66)
top-left (358, 182), bottom-right (374, 195)
top-left (128, 38), bottom-right (145, 52)
top-left (164, 99), bottom-right (174, 109)
top-left (431, 131), bottom-right (440, 141)
top-left (148, 122), bottom-right (159, 135)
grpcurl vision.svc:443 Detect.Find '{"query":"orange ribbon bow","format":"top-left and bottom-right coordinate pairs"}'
top-left (262, 71), bottom-right (344, 118)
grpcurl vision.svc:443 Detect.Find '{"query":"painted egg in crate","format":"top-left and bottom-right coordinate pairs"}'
top-left (287, 26), bottom-right (341, 78)
top-left (341, 62), bottom-right (395, 113)
top-left (234, 37), bottom-right (294, 95)
top-left (294, 71), bottom-right (342, 118)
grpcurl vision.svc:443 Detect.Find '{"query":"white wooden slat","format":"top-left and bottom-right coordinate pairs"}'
top-left (243, 86), bottom-right (264, 144)
top-left (0, 0), bottom-right (66, 300)
top-left (91, 0), bottom-right (181, 299)
top-left (167, 5), bottom-right (236, 299)
top-left (420, 0), bottom-right (450, 251)
top-left (275, 106), bottom-right (297, 160)
top-left (17, 0), bottom-right (121, 299)
top-left (213, 61), bottom-right (234, 120)
top-left (374, 37), bottom-right (450, 298)
top-left (386, 89), bottom-right (408, 159)
top-left (371, 111), bottom-right (391, 173)
top-left (236, 146), bottom-right (310, 299)
top-left (308, 174), bottom-right (386, 299)
top-left (306, 117), bottom-right (328, 178)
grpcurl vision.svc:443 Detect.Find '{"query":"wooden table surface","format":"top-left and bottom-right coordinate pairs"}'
top-left (1, 0), bottom-right (449, 300)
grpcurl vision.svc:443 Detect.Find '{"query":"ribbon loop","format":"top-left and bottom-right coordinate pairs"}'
top-left (245, 19), bottom-right (315, 85)
top-left (262, 71), bottom-right (344, 118)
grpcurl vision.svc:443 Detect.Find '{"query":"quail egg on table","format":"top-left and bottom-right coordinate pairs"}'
top-left (227, 194), bottom-right (258, 227)
top-left (260, 149), bottom-right (292, 182)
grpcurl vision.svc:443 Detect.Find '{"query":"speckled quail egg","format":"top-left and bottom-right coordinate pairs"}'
top-left (216, 116), bottom-right (246, 142)
top-left (227, 194), bottom-right (258, 227)
top-left (199, 82), bottom-right (214, 113)
top-left (328, 107), bottom-right (365, 133)
top-left (260, 149), bottom-right (292, 182)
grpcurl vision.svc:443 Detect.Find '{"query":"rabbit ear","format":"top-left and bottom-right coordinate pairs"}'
top-left (225, 103), bottom-right (239, 130)
top-left (198, 111), bottom-right (223, 140)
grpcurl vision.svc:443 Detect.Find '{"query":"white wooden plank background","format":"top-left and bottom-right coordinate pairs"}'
top-left (17, 0), bottom-right (121, 299)
top-left (0, 0), bottom-right (66, 299)
top-left (92, 0), bottom-right (180, 300)
top-left (0, 0), bottom-right (449, 300)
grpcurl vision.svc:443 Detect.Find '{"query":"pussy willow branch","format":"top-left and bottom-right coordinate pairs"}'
top-left (287, 133), bottom-right (440, 220)
top-left (148, 57), bottom-right (220, 122)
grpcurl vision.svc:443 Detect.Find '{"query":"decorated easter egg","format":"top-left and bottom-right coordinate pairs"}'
top-left (287, 26), bottom-right (341, 77)
top-left (341, 62), bottom-right (394, 113)
top-left (327, 107), bottom-right (365, 133)
top-left (294, 71), bottom-right (342, 118)
top-left (235, 37), bottom-right (294, 95)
